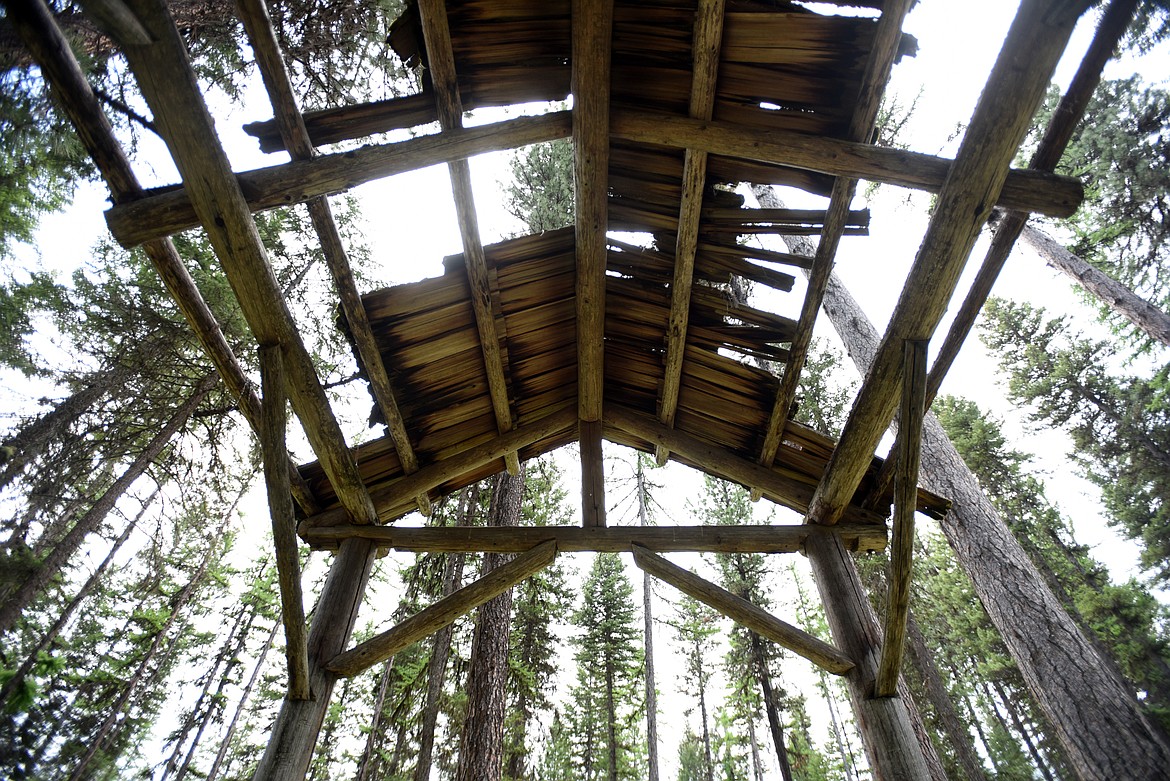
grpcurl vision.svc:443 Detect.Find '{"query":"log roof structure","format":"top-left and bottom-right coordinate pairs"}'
top-left (10, 0), bottom-right (1138, 776)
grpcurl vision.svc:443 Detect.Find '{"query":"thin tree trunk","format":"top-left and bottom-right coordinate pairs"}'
top-left (816, 265), bottom-right (1170, 778)
top-left (1021, 223), bottom-right (1170, 347)
top-left (204, 619), bottom-right (280, 781)
top-left (904, 613), bottom-right (989, 781)
top-left (0, 378), bottom-right (108, 491)
top-left (454, 469), bottom-right (524, 781)
top-left (698, 666), bottom-right (715, 781)
top-left (354, 658), bottom-right (394, 781)
top-left (637, 460), bottom-right (661, 781)
top-left (606, 661), bottom-right (618, 781)
top-left (415, 552), bottom-right (465, 781)
top-left (990, 678), bottom-right (1059, 781)
top-left (0, 372), bottom-right (217, 636)
top-left (750, 632), bottom-right (793, 781)
top-left (68, 505), bottom-right (231, 780)
top-left (746, 706), bottom-right (765, 781)
top-left (0, 492), bottom-right (146, 707)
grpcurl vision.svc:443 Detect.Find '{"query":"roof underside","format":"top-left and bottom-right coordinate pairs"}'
top-left (295, 0), bottom-right (949, 528)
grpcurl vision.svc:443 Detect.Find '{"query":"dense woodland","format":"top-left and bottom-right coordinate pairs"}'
top-left (1, 1), bottom-right (1170, 779)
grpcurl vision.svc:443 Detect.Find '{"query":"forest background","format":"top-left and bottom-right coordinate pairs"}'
top-left (0, 0), bottom-right (1168, 779)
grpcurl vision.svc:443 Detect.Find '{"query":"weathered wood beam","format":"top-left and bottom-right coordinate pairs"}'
top-left (875, 340), bottom-right (927, 698)
top-left (609, 112), bottom-right (1083, 219)
top-left (301, 521), bottom-right (887, 554)
top-left (702, 208), bottom-right (870, 229)
top-left (3, 0), bottom-right (318, 514)
top-left (807, 0), bottom-right (1091, 527)
top-left (77, 0), bottom-right (152, 44)
top-left (606, 405), bottom-right (885, 526)
top-left (244, 92), bottom-right (438, 153)
top-left (633, 545), bottom-right (854, 674)
top-left (259, 345), bottom-right (309, 700)
top-left (253, 538), bottom-right (378, 780)
top-left (573, 0), bottom-right (613, 525)
top-left (805, 533), bottom-right (933, 778)
top-left (657, 0), bottom-right (726, 466)
top-left (863, 0), bottom-right (1139, 514)
top-left (236, 0), bottom-right (430, 516)
top-left (699, 239), bottom-right (813, 270)
top-left (302, 407), bottom-right (579, 528)
top-left (116, 0), bottom-right (378, 525)
top-left (105, 111), bottom-right (573, 247)
top-left (580, 418), bottom-right (606, 527)
top-left (327, 540), bottom-right (557, 677)
top-left (418, 0), bottom-right (518, 476)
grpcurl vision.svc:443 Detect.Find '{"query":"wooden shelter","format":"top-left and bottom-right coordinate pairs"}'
top-left (10, 0), bottom-right (1136, 777)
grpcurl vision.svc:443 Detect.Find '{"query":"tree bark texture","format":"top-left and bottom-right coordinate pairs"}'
top-left (1021, 224), bottom-right (1170, 346)
top-left (750, 632), bottom-right (794, 781)
top-left (819, 269), bottom-right (1170, 779)
top-left (455, 469), bottom-right (524, 781)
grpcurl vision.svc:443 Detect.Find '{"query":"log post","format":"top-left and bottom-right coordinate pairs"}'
top-left (252, 537), bottom-right (378, 780)
top-left (875, 339), bottom-right (927, 697)
top-left (805, 533), bottom-right (932, 780)
top-left (259, 344), bottom-right (310, 700)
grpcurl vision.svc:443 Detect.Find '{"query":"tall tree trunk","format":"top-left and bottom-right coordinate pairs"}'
top-left (1021, 224), bottom-right (1170, 347)
top-left (698, 667), bottom-right (715, 781)
top-left (68, 505), bottom-right (231, 780)
top-left (354, 657), bottom-right (394, 781)
top-left (636, 460), bottom-right (661, 781)
top-left (0, 492), bottom-right (146, 707)
top-left (202, 619), bottom-right (280, 781)
top-left (904, 613), bottom-right (988, 781)
top-left (415, 552), bottom-right (465, 781)
top-left (0, 377), bottom-right (109, 491)
top-left (0, 373), bottom-right (216, 636)
top-left (746, 706), bottom-right (765, 781)
top-left (454, 469), bottom-right (524, 781)
top-left (750, 632), bottom-right (793, 781)
top-left (817, 267), bottom-right (1170, 779)
top-left (606, 661), bottom-right (618, 781)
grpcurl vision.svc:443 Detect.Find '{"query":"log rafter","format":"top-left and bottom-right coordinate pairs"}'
top-left (114, 0), bottom-right (379, 525)
top-left (806, 0), bottom-right (1092, 527)
top-left (657, 0), bottom-right (726, 466)
top-left (756, 0), bottom-right (914, 493)
top-left (235, 0), bottom-right (431, 515)
top-left (2, 0), bottom-right (320, 515)
top-left (862, 0), bottom-right (1141, 512)
top-left (417, 0), bottom-right (520, 476)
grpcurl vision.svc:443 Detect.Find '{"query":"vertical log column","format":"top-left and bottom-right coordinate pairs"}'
top-left (805, 533), bottom-right (932, 780)
top-left (252, 538), bottom-right (378, 780)
top-left (573, 0), bottom-right (614, 528)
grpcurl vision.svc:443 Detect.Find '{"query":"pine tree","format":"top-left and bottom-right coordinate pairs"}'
top-left (568, 553), bottom-right (645, 781)
top-left (669, 594), bottom-right (720, 781)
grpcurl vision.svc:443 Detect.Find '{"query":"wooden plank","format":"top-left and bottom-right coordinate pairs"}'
top-left (876, 340), bottom-right (927, 697)
top-left (243, 92), bottom-right (438, 153)
top-left (105, 111), bottom-right (574, 247)
top-left (573, 0), bottom-right (613, 424)
top-left (632, 545), bottom-right (853, 675)
top-left (303, 407), bottom-right (579, 528)
top-left (609, 111), bottom-right (1083, 218)
top-left (863, 0), bottom-right (1138, 513)
top-left (702, 208), bottom-right (869, 228)
top-left (116, 0), bottom-right (378, 525)
top-left (580, 418), bottom-right (606, 528)
top-left (657, 0), bottom-right (726, 465)
top-left (259, 344), bottom-right (309, 700)
top-left (807, 0), bottom-right (1090, 527)
top-left (3, 0), bottom-right (319, 515)
top-left (301, 522), bottom-right (888, 555)
top-left (236, 0), bottom-right (429, 515)
top-left (327, 540), bottom-right (558, 677)
top-left (418, 0), bottom-right (518, 470)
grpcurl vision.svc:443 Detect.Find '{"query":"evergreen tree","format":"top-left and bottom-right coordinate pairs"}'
top-left (568, 553), bottom-right (645, 781)
top-left (980, 297), bottom-right (1170, 583)
top-left (669, 594), bottom-right (720, 781)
